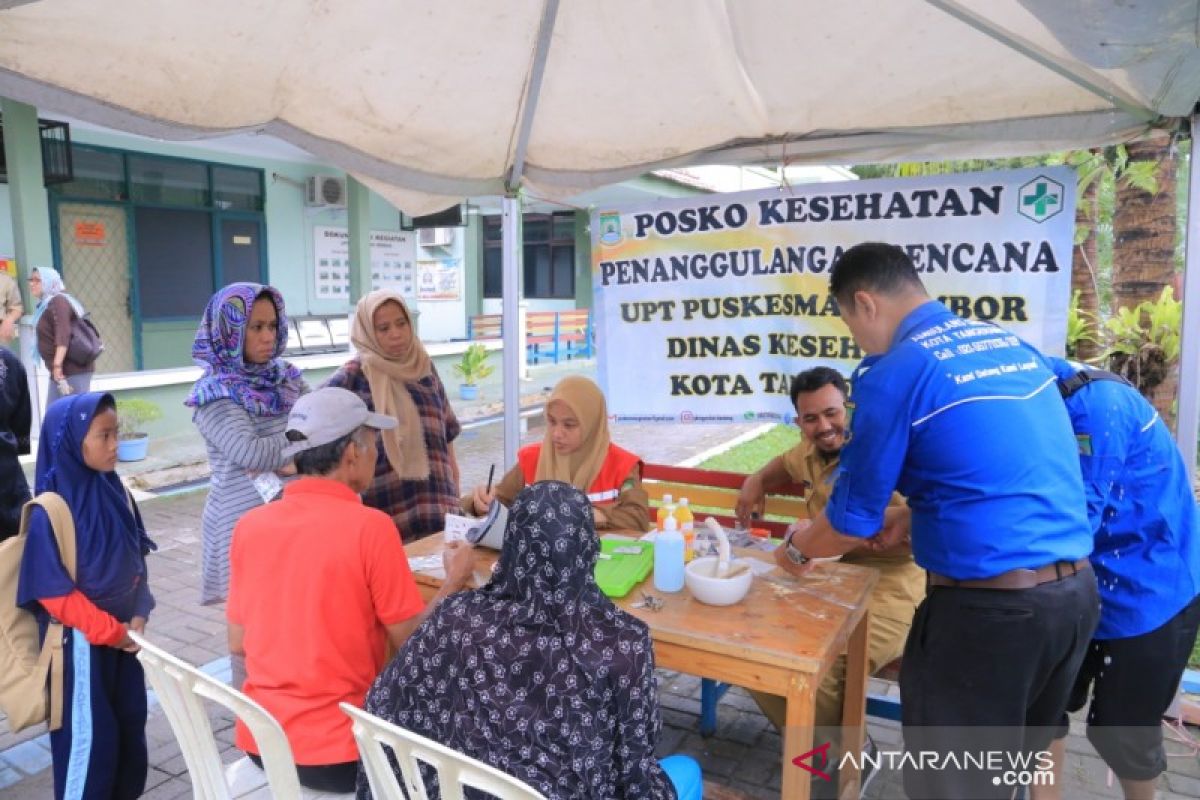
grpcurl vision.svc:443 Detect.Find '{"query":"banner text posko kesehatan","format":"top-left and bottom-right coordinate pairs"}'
top-left (592, 167), bottom-right (1075, 423)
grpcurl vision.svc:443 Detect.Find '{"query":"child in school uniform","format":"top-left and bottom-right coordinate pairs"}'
top-left (17, 392), bottom-right (156, 800)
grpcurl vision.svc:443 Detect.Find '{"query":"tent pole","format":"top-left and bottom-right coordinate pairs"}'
top-left (1177, 112), bottom-right (1200, 480)
top-left (502, 194), bottom-right (522, 470)
top-left (507, 0), bottom-right (559, 187)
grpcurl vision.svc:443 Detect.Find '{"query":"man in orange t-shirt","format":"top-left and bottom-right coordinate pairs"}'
top-left (227, 387), bottom-right (475, 794)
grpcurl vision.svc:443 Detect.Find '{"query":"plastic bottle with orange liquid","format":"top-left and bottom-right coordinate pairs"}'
top-left (675, 497), bottom-right (695, 561)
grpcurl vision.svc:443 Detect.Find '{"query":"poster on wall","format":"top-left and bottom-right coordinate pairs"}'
top-left (417, 258), bottom-right (462, 300)
top-left (313, 227), bottom-right (417, 299)
top-left (592, 166), bottom-right (1076, 423)
top-left (74, 221), bottom-right (107, 247)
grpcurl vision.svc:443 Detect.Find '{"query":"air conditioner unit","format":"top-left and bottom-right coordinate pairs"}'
top-left (419, 227), bottom-right (453, 248)
top-left (305, 175), bottom-right (347, 208)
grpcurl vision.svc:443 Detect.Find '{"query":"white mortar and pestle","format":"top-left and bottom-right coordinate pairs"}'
top-left (684, 517), bottom-right (753, 606)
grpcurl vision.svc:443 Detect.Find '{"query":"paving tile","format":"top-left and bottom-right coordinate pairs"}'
top-left (141, 776), bottom-right (194, 799)
top-left (1164, 770), bottom-right (1200, 797)
top-left (726, 777), bottom-right (780, 800)
top-left (1, 738), bottom-right (52, 775)
top-left (143, 766), bottom-right (174, 791)
top-left (0, 765), bottom-right (23, 791)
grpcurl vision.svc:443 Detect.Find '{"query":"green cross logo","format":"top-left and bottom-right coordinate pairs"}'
top-left (1017, 176), bottom-right (1065, 223)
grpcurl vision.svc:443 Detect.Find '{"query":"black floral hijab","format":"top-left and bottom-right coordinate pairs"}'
top-left (485, 479), bottom-right (612, 632)
top-left (360, 481), bottom-right (676, 800)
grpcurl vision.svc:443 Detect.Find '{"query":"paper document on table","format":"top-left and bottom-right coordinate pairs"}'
top-left (443, 513), bottom-right (473, 543)
top-left (408, 554), bottom-right (445, 580)
top-left (251, 473), bottom-right (283, 504)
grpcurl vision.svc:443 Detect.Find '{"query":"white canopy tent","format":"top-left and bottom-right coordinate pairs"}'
top-left (2, 0), bottom-right (1199, 474)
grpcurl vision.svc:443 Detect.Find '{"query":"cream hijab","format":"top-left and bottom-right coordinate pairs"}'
top-left (535, 375), bottom-right (612, 491)
top-left (352, 291), bottom-right (433, 480)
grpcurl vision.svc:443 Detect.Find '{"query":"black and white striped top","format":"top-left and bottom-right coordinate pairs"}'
top-left (194, 399), bottom-right (290, 605)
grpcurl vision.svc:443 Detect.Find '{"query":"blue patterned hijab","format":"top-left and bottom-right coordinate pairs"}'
top-left (185, 283), bottom-right (304, 416)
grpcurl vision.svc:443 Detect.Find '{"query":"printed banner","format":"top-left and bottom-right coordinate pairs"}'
top-left (593, 167), bottom-right (1075, 423)
top-left (314, 227), bottom-right (416, 299)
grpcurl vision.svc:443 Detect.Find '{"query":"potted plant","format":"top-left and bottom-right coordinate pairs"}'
top-left (117, 397), bottom-right (163, 462)
top-left (453, 343), bottom-right (494, 401)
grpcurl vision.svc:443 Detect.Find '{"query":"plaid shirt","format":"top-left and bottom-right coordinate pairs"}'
top-left (324, 358), bottom-right (461, 542)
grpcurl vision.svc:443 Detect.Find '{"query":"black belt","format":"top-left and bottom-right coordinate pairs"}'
top-left (928, 558), bottom-right (1090, 591)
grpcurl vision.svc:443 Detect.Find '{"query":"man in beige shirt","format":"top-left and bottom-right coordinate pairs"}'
top-left (736, 366), bottom-right (924, 733)
top-left (0, 271), bottom-right (23, 343)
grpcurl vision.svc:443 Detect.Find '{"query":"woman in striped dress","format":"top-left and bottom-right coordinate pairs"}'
top-left (186, 283), bottom-right (306, 606)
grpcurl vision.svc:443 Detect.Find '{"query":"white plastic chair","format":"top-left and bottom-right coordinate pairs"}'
top-left (132, 632), bottom-right (350, 799)
top-left (340, 703), bottom-right (547, 800)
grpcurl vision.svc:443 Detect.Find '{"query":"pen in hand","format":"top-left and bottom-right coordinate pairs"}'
top-left (485, 464), bottom-right (495, 497)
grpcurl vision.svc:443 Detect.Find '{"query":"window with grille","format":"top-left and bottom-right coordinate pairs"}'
top-left (483, 211), bottom-right (576, 299)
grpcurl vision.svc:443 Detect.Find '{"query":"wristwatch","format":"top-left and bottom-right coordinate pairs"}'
top-left (784, 529), bottom-right (811, 566)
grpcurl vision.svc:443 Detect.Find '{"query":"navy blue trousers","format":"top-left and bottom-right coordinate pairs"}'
top-left (50, 628), bottom-right (147, 800)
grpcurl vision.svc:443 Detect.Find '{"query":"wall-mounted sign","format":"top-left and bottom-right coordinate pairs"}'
top-left (313, 227), bottom-right (417, 299)
top-left (74, 221), bottom-right (107, 247)
top-left (417, 259), bottom-right (462, 300)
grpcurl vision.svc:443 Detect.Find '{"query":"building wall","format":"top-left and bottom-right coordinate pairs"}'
top-left (37, 127), bottom-right (474, 364)
top-left (0, 185), bottom-right (15, 259)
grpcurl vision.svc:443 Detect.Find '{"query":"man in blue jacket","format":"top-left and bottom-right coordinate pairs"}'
top-left (1033, 359), bottom-right (1200, 800)
top-left (776, 242), bottom-right (1099, 798)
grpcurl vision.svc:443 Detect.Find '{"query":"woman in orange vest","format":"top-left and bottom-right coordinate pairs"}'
top-left (465, 375), bottom-right (650, 531)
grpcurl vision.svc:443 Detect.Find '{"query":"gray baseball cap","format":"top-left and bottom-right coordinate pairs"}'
top-left (281, 387), bottom-right (397, 458)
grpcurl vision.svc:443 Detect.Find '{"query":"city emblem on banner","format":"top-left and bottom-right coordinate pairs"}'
top-left (598, 211), bottom-right (623, 246)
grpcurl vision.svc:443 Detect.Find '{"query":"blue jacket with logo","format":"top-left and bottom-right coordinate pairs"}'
top-left (826, 301), bottom-right (1092, 580)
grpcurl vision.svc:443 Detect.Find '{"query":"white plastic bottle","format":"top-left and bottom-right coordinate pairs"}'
top-left (657, 493), bottom-right (676, 533)
top-left (654, 515), bottom-right (685, 593)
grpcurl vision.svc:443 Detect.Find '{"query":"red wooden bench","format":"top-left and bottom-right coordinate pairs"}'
top-left (641, 462), bottom-right (807, 536)
top-left (467, 309), bottom-right (594, 363)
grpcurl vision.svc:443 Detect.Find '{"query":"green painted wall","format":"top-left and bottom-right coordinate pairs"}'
top-left (573, 212), bottom-right (592, 309)
top-left (140, 320), bottom-right (200, 370)
top-left (65, 128), bottom-right (405, 352)
top-left (464, 212), bottom-right (483, 318)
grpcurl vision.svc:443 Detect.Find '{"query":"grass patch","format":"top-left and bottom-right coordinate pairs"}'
top-left (696, 424), bottom-right (802, 474)
top-left (1192, 631), bottom-right (1200, 669)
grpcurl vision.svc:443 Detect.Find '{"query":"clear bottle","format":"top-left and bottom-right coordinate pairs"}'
top-left (653, 515), bottom-right (685, 592)
top-left (657, 493), bottom-right (676, 533)
top-left (676, 497), bottom-right (695, 562)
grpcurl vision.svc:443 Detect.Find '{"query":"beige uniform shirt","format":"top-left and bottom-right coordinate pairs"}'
top-left (782, 439), bottom-right (925, 623)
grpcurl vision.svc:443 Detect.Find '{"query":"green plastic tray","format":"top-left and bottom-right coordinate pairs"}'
top-left (594, 538), bottom-right (654, 598)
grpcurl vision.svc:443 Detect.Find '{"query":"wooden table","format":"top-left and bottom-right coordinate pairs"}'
top-left (406, 534), bottom-right (878, 800)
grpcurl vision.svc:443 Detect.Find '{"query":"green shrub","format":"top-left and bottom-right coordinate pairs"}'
top-left (117, 397), bottom-right (163, 439)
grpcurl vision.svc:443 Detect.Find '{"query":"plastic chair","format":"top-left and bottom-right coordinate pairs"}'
top-left (341, 703), bottom-right (548, 800)
top-left (132, 632), bottom-right (349, 799)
